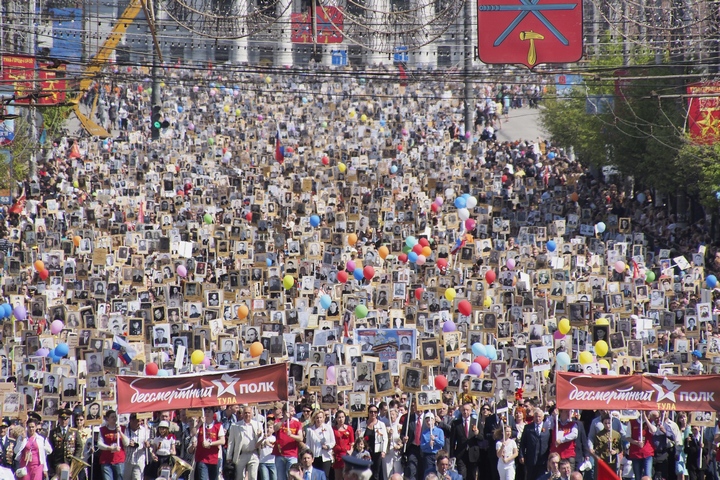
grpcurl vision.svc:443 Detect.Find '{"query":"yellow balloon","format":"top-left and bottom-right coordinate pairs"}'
top-left (483, 297), bottom-right (492, 308)
top-left (558, 318), bottom-right (571, 335)
top-left (596, 317), bottom-right (610, 326)
top-left (445, 288), bottom-right (457, 301)
top-left (455, 361), bottom-right (469, 373)
top-left (223, 105), bottom-right (230, 113)
top-left (338, 162), bottom-right (347, 173)
top-left (360, 114), bottom-right (368, 122)
top-left (191, 350), bottom-right (205, 365)
top-left (595, 340), bottom-right (609, 357)
top-left (379, 127), bottom-right (384, 133)
top-left (265, 76), bottom-right (272, 84)
top-left (543, 369), bottom-right (550, 378)
top-left (283, 275), bottom-right (294, 290)
top-left (599, 359), bottom-right (610, 369)
top-left (349, 111), bottom-right (356, 118)
top-left (579, 351), bottom-right (594, 365)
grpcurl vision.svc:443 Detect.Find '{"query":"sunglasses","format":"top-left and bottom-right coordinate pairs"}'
top-left (369, 410), bottom-right (378, 414)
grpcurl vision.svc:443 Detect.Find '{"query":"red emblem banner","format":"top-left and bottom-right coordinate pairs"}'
top-left (116, 363), bottom-right (288, 414)
top-left (557, 372), bottom-right (720, 412)
top-left (1, 55), bottom-right (36, 104)
top-left (686, 82), bottom-right (720, 144)
top-left (477, 0), bottom-right (583, 68)
top-left (291, 7), bottom-right (344, 44)
top-left (37, 63), bottom-right (67, 105)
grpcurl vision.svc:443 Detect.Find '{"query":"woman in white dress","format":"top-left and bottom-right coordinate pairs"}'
top-left (383, 408), bottom-right (404, 478)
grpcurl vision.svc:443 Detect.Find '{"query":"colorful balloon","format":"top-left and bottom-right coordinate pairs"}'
top-left (283, 275), bottom-right (294, 290)
top-left (191, 350), bottom-right (205, 365)
top-left (558, 318), bottom-right (571, 335)
top-left (445, 288), bottom-right (456, 301)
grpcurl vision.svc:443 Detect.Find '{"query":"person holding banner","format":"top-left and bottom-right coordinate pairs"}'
top-left (550, 410), bottom-right (578, 471)
top-left (592, 414), bottom-right (622, 474)
top-left (273, 404), bottom-right (303, 480)
top-left (628, 413), bottom-right (656, 480)
top-left (192, 409), bottom-right (225, 480)
top-left (97, 410), bottom-right (127, 480)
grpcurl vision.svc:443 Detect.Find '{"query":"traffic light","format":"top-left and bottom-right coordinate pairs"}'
top-left (151, 105), bottom-right (169, 140)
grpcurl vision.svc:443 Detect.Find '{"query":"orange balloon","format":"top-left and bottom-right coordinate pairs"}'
top-left (34, 260), bottom-right (44, 271)
top-left (347, 233), bottom-right (358, 246)
top-left (237, 305), bottom-right (249, 320)
top-left (378, 246), bottom-right (389, 259)
top-left (455, 361), bottom-right (469, 373)
top-left (570, 192), bottom-right (579, 202)
top-left (249, 341), bottom-right (264, 357)
top-left (421, 246), bottom-right (432, 257)
top-left (73, 236), bottom-right (82, 247)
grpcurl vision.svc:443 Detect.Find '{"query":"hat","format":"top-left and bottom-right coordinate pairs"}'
top-left (58, 409), bottom-right (71, 419)
top-left (158, 421), bottom-right (170, 429)
top-left (27, 412), bottom-right (42, 422)
top-left (341, 455), bottom-right (372, 471)
top-left (0, 418), bottom-right (9, 427)
top-left (692, 350), bottom-right (702, 358)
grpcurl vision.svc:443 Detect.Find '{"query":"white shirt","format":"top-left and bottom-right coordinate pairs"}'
top-left (306, 424), bottom-right (336, 463)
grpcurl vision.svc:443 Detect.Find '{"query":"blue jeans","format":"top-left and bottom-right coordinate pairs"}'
top-left (195, 462), bottom-right (219, 480)
top-left (274, 456), bottom-right (297, 480)
top-left (101, 464), bottom-right (123, 480)
top-left (259, 463), bottom-right (277, 480)
top-left (632, 457), bottom-right (653, 480)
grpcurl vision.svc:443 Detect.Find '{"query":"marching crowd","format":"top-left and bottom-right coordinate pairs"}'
top-left (0, 64), bottom-right (719, 480)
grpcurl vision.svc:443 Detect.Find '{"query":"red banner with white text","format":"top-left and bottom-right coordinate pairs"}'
top-left (557, 372), bottom-right (720, 412)
top-left (116, 363), bottom-right (288, 414)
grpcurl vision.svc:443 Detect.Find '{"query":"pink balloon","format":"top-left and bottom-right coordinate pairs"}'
top-left (614, 261), bottom-right (626, 273)
top-left (435, 197), bottom-right (444, 206)
top-left (506, 258), bottom-right (516, 270)
top-left (553, 330), bottom-right (566, 340)
top-left (346, 261), bottom-right (356, 272)
top-left (416, 254), bottom-right (426, 265)
top-left (177, 265), bottom-right (187, 277)
top-left (465, 218), bottom-right (476, 231)
top-left (326, 365), bottom-right (336, 384)
top-left (202, 358), bottom-right (211, 367)
top-left (50, 320), bottom-right (64, 335)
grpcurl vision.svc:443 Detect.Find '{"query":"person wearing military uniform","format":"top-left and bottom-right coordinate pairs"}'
top-left (48, 410), bottom-right (83, 476)
top-left (0, 419), bottom-right (16, 471)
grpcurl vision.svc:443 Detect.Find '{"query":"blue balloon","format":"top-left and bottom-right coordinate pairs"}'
top-left (320, 295), bottom-right (332, 310)
top-left (596, 222), bottom-right (606, 234)
top-left (380, 119), bottom-right (387, 127)
top-left (408, 252), bottom-right (419, 263)
top-left (405, 236), bottom-right (417, 248)
top-left (556, 352), bottom-right (571, 368)
top-left (390, 165), bottom-right (398, 174)
top-left (302, 97), bottom-right (308, 104)
top-left (454, 197), bottom-right (467, 209)
top-left (49, 355), bottom-right (60, 364)
top-left (4, 304), bottom-right (12, 318)
top-left (485, 345), bottom-right (497, 360)
top-left (637, 192), bottom-right (646, 204)
top-left (707, 275), bottom-right (718, 288)
top-left (48, 348), bottom-right (55, 358)
top-left (266, 257), bottom-right (273, 267)
top-left (546, 240), bottom-right (557, 252)
top-left (548, 152), bottom-right (556, 159)
top-left (177, 106), bottom-right (184, 113)
top-left (0, 304), bottom-right (6, 319)
top-left (55, 343), bottom-right (69, 357)
top-left (353, 269), bottom-right (365, 281)
top-left (158, 369), bottom-right (170, 377)
top-left (310, 215), bottom-right (321, 228)
top-left (462, 193), bottom-right (471, 199)
top-left (471, 343), bottom-right (486, 357)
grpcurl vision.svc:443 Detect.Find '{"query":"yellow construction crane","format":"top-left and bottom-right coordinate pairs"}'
top-left (72, 0), bottom-right (161, 138)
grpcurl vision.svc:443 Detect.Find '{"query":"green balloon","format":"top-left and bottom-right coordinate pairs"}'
top-left (355, 304), bottom-right (369, 319)
top-left (208, 138), bottom-right (215, 146)
top-left (645, 271), bottom-right (656, 282)
top-left (402, 245), bottom-right (412, 254)
top-left (322, 121), bottom-right (328, 128)
top-left (203, 213), bottom-right (213, 224)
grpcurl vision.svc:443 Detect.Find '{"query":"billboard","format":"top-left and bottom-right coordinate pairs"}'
top-left (1, 55), bottom-right (36, 104)
top-left (291, 7), bottom-right (344, 44)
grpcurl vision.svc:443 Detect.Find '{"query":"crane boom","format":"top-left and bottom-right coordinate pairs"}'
top-left (73, 0), bottom-right (144, 138)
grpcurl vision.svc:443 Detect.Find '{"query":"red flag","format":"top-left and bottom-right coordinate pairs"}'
top-left (8, 187), bottom-right (25, 215)
top-left (595, 457), bottom-right (620, 480)
top-left (68, 142), bottom-right (81, 159)
top-left (275, 130), bottom-right (284, 164)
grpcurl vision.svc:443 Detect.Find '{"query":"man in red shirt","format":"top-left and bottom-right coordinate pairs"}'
top-left (273, 404), bottom-right (304, 480)
top-left (192, 409), bottom-right (226, 480)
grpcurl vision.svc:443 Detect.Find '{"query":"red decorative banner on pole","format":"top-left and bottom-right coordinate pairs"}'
top-left (291, 7), bottom-right (344, 44)
top-left (557, 372), bottom-right (720, 412)
top-left (686, 82), bottom-right (720, 144)
top-left (116, 363), bottom-right (288, 414)
top-left (477, 0), bottom-right (583, 68)
top-left (1, 55), bottom-right (36, 104)
top-left (37, 63), bottom-right (67, 105)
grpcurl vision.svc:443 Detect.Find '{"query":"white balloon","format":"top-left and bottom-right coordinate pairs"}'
top-left (445, 188), bottom-right (454, 199)
top-left (457, 208), bottom-right (470, 221)
top-left (466, 196), bottom-right (478, 209)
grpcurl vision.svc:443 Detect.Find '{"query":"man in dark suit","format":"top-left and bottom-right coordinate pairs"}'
top-left (519, 408), bottom-right (552, 480)
top-left (0, 421), bottom-right (16, 470)
top-left (48, 409), bottom-right (83, 475)
top-left (449, 402), bottom-right (482, 480)
top-left (44, 376), bottom-right (58, 394)
top-left (484, 406), bottom-right (502, 480)
top-left (400, 401), bottom-right (424, 480)
top-left (299, 449), bottom-right (327, 480)
top-left (685, 424), bottom-right (704, 480)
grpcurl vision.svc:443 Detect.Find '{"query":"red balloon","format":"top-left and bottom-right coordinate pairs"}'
top-left (434, 375), bottom-right (448, 391)
top-left (397, 145), bottom-right (403, 151)
top-left (398, 253), bottom-right (408, 263)
top-left (485, 270), bottom-right (497, 284)
top-left (415, 287), bottom-right (424, 301)
top-left (501, 175), bottom-right (508, 183)
top-left (475, 356), bottom-right (491, 369)
top-left (437, 258), bottom-right (448, 271)
top-left (337, 271), bottom-right (349, 283)
top-left (431, 203), bottom-right (439, 213)
top-left (146, 362), bottom-right (159, 375)
top-left (412, 244), bottom-right (423, 255)
top-left (458, 299), bottom-right (472, 316)
top-left (363, 265), bottom-right (375, 280)
top-left (322, 156), bottom-right (329, 165)
top-left (419, 238), bottom-right (430, 247)
top-left (177, 190), bottom-right (185, 196)
top-left (38, 269), bottom-right (49, 281)
top-left (245, 212), bottom-right (253, 221)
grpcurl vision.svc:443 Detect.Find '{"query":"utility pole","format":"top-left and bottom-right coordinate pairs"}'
top-left (151, 0), bottom-right (161, 138)
top-left (28, 0), bottom-right (37, 179)
top-left (463, 0), bottom-right (473, 138)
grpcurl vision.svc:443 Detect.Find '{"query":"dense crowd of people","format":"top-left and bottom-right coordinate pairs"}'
top-left (0, 65), bottom-right (719, 480)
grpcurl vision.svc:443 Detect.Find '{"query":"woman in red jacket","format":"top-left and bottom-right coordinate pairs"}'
top-left (332, 410), bottom-right (355, 480)
top-left (98, 410), bottom-right (128, 480)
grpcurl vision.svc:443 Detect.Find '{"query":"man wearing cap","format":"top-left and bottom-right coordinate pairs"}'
top-left (341, 455), bottom-right (372, 480)
top-left (690, 351), bottom-right (704, 374)
top-left (49, 409), bottom-right (83, 477)
top-left (0, 420), bottom-right (16, 471)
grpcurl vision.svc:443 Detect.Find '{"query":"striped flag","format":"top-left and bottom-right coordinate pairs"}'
top-left (112, 335), bottom-right (137, 365)
top-left (275, 130), bottom-right (284, 164)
